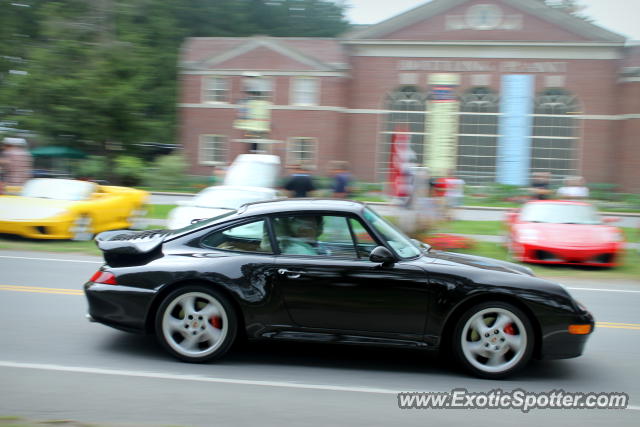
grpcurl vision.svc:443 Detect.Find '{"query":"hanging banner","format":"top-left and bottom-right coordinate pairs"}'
top-left (388, 125), bottom-right (416, 198)
top-left (426, 73), bottom-right (460, 176)
top-left (233, 99), bottom-right (271, 133)
top-left (497, 74), bottom-right (534, 186)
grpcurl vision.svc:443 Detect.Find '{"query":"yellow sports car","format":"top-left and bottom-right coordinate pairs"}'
top-left (0, 178), bottom-right (148, 240)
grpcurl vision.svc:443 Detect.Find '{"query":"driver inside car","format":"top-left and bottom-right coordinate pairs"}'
top-left (277, 216), bottom-right (323, 255)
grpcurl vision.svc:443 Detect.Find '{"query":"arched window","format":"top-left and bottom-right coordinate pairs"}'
top-left (457, 87), bottom-right (500, 185)
top-left (531, 89), bottom-right (580, 182)
top-left (377, 86), bottom-right (427, 180)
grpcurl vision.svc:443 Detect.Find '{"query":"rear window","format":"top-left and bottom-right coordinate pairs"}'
top-left (166, 210), bottom-right (236, 237)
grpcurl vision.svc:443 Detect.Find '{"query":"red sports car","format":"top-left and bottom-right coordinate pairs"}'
top-left (505, 200), bottom-right (625, 267)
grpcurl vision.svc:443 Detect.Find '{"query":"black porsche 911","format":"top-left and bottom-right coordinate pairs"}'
top-left (84, 199), bottom-right (594, 379)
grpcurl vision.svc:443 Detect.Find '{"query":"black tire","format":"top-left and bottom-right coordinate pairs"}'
top-left (155, 285), bottom-right (237, 363)
top-left (452, 301), bottom-right (534, 379)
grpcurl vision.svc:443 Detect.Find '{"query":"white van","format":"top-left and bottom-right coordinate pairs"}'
top-left (223, 154), bottom-right (281, 188)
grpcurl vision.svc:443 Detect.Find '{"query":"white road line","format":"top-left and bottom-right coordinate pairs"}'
top-left (567, 287), bottom-right (640, 294)
top-left (0, 255), bottom-right (102, 264)
top-left (0, 361), bottom-right (402, 395)
top-left (0, 361), bottom-right (637, 410)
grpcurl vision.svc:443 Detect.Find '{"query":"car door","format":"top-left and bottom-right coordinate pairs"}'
top-left (272, 213), bottom-right (430, 335)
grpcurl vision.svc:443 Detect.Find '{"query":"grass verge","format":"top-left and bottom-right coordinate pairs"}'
top-left (146, 204), bottom-right (176, 219)
top-left (0, 236), bottom-right (101, 256)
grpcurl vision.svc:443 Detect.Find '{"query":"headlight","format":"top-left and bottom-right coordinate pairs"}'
top-left (608, 230), bottom-right (624, 242)
top-left (517, 229), bottom-right (539, 243)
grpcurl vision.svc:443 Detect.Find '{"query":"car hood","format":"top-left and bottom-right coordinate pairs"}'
top-left (0, 196), bottom-right (74, 220)
top-left (167, 206), bottom-right (234, 230)
top-left (423, 250), bottom-right (534, 276)
top-left (515, 222), bottom-right (619, 245)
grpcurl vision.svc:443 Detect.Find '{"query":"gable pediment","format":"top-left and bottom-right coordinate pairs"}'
top-left (182, 37), bottom-right (344, 71)
top-left (346, 0), bottom-right (625, 43)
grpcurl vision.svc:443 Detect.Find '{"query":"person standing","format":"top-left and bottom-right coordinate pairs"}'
top-left (444, 173), bottom-right (465, 209)
top-left (529, 171), bottom-right (552, 200)
top-left (330, 160), bottom-right (351, 199)
top-left (557, 176), bottom-right (589, 199)
top-left (0, 137), bottom-right (33, 189)
top-left (284, 164), bottom-right (316, 198)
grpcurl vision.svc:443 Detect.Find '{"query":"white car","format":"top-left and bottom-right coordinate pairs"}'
top-left (223, 154), bottom-right (280, 188)
top-left (167, 185), bottom-right (279, 229)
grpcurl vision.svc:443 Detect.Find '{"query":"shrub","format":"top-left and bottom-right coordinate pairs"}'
top-left (142, 153), bottom-right (189, 190)
top-left (114, 155), bottom-right (146, 186)
top-left (74, 155), bottom-right (109, 180)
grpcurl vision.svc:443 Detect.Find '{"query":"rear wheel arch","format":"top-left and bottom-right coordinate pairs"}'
top-left (145, 279), bottom-right (245, 337)
top-left (438, 293), bottom-right (542, 360)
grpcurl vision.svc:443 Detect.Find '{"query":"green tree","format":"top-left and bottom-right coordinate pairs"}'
top-left (0, 0), bottom-right (351, 161)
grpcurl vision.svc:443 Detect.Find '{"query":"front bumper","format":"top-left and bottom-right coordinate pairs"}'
top-left (515, 242), bottom-right (624, 267)
top-left (539, 310), bottom-right (595, 360)
top-left (84, 281), bottom-right (158, 333)
top-left (0, 218), bottom-right (74, 239)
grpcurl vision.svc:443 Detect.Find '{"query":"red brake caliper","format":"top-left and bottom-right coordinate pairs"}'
top-left (210, 316), bottom-right (222, 329)
top-left (503, 323), bottom-right (516, 335)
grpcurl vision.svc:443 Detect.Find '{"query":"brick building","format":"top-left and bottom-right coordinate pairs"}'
top-left (178, 0), bottom-right (640, 192)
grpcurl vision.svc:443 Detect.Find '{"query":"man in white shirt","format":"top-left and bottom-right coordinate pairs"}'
top-left (557, 176), bottom-right (589, 199)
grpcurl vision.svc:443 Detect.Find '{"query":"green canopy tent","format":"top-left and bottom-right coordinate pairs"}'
top-left (30, 146), bottom-right (87, 177)
top-left (31, 146), bottom-right (87, 159)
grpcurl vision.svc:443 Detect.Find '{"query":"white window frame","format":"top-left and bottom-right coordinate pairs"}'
top-left (287, 137), bottom-right (318, 168)
top-left (243, 76), bottom-right (274, 101)
top-left (202, 77), bottom-right (229, 103)
top-left (199, 134), bottom-right (228, 165)
top-left (290, 77), bottom-right (320, 106)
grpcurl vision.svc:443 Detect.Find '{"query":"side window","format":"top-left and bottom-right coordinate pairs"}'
top-left (273, 215), bottom-right (357, 258)
top-left (201, 220), bottom-right (271, 253)
top-left (348, 218), bottom-right (378, 258)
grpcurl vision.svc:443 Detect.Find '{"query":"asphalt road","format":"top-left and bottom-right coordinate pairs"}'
top-left (1, 251), bottom-right (639, 426)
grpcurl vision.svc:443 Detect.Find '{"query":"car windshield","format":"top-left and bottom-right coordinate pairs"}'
top-left (21, 179), bottom-right (96, 201)
top-left (520, 203), bottom-right (601, 225)
top-left (363, 207), bottom-right (421, 259)
top-left (192, 188), bottom-right (272, 209)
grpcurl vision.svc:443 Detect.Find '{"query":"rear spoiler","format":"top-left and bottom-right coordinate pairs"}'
top-left (95, 229), bottom-right (169, 266)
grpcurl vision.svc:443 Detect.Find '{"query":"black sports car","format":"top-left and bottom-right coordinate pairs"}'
top-left (84, 199), bottom-right (594, 379)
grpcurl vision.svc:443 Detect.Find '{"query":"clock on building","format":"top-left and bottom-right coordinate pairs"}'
top-left (466, 4), bottom-right (503, 30)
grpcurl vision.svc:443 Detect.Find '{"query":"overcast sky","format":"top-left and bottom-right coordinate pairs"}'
top-left (343, 0), bottom-right (640, 41)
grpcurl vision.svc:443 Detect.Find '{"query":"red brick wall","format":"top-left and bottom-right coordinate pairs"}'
top-left (343, 55), bottom-right (622, 183)
top-left (180, 68), bottom-right (351, 177)
top-left (616, 81), bottom-right (640, 193)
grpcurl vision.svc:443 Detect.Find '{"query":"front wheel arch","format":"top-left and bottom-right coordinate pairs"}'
top-left (438, 293), bottom-right (542, 361)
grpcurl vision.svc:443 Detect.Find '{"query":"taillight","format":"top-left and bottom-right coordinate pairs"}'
top-left (90, 270), bottom-right (117, 285)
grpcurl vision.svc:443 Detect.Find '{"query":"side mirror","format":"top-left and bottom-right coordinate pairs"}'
top-left (602, 216), bottom-right (620, 224)
top-left (369, 246), bottom-right (396, 265)
top-left (411, 238), bottom-right (431, 253)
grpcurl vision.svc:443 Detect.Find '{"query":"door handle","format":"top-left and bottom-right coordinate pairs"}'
top-left (278, 268), bottom-right (303, 279)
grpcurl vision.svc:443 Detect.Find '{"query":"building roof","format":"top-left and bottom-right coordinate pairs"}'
top-left (180, 37), bottom-right (350, 71)
top-left (345, 0), bottom-right (626, 43)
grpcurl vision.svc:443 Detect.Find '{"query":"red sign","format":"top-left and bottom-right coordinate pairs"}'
top-left (389, 125), bottom-right (414, 198)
